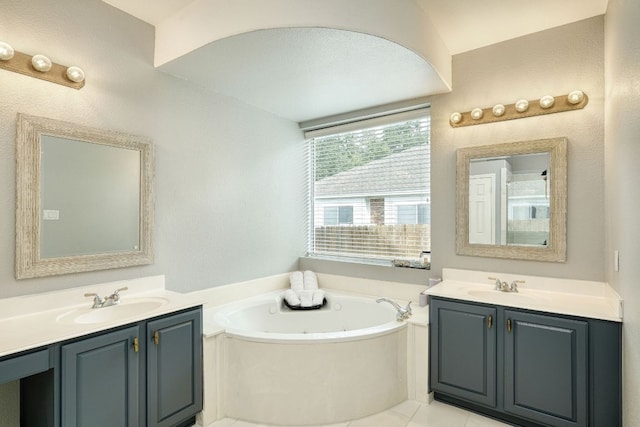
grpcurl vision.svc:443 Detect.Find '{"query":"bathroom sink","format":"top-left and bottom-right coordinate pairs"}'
top-left (56, 297), bottom-right (169, 325)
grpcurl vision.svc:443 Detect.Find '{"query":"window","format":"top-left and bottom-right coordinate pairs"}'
top-left (397, 203), bottom-right (430, 225)
top-left (323, 206), bottom-right (354, 225)
top-left (305, 108), bottom-right (430, 262)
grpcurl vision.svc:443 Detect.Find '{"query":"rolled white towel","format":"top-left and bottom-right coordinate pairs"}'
top-left (299, 290), bottom-right (313, 307)
top-left (303, 270), bottom-right (318, 290)
top-left (284, 289), bottom-right (301, 307)
top-left (290, 271), bottom-right (304, 291)
top-left (312, 290), bottom-right (325, 306)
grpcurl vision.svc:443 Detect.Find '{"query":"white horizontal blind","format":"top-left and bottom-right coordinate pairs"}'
top-left (307, 109), bottom-right (431, 263)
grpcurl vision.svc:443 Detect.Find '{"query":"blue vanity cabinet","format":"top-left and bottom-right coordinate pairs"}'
top-left (61, 325), bottom-right (141, 427)
top-left (429, 298), bottom-right (497, 407)
top-left (146, 309), bottom-right (203, 427)
top-left (429, 297), bottom-right (621, 427)
top-left (503, 310), bottom-right (588, 427)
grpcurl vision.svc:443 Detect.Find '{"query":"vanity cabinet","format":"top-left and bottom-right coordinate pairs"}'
top-left (5, 306), bottom-right (203, 427)
top-left (429, 297), bottom-right (621, 427)
top-left (147, 310), bottom-right (203, 427)
top-left (429, 299), bottom-right (497, 407)
top-left (503, 310), bottom-right (588, 426)
top-left (61, 326), bottom-right (141, 426)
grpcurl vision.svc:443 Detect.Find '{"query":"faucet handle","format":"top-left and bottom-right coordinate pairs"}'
top-left (405, 301), bottom-right (412, 315)
top-left (107, 286), bottom-right (128, 304)
top-left (488, 277), bottom-right (502, 290)
top-left (112, 286), bottom-right (128, 296)
top-left (509, 280), bottom-right (525, 292)
top-left (84, 292), bottom-right (103, 308)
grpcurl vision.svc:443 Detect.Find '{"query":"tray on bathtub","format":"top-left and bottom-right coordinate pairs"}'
top-left (283, 298), bottom-right (327, 311)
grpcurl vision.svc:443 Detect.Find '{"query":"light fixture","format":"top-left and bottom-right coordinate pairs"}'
top-left (66, 66), bottom-right (85, 83)
top-left (539, 95), bottom-right (555, 109)
top-left (515, 99), bottom-right (529, 113)
top-left (31, 54), bottom-right (52, 72)
top-left (470, 108), bottom-right (484, 120)
top-left (567, 90), bottom-right (585, 105)
top-left (0, 41), bottom-right (14, 61)
top-left (450, 112), bottom-right (462, 124)
top-left (449, 90), bottom-right (589, 127)
top-left (492, 104), bottom-right (505, 117)
top-left (0, 42), bottom-right (85, 89)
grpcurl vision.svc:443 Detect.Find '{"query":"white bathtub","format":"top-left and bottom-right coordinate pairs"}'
top-left (205, 292), bottom-right (409, 425)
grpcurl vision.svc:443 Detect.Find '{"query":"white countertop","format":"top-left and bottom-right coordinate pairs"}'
top-left (0, 276), bottom-right (205, 358)
top-left (424, 268), bottom-right (623, 322)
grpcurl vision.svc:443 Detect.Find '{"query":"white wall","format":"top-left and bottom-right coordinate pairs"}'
top-left (303, 16), bottom-right (606, 283)
top-left (430, 16), bottom-right (605, 280)
top-left (0, 0), bottom-right (306, 297)
top-left (604, 1), bottom-right (640, 425)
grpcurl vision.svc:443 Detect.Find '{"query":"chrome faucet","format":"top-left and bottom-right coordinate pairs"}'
top-left (488, 277), bottom-right (523, 293)
top-left (84, 287), bottom-right (128, 308)
top-left (376, 298), bottom-right (412, 321)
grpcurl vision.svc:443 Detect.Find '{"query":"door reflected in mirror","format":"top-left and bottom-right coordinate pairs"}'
top-left (456, 137), bottom-right (567, 262)
top-left (469, 153), bottom-right (550, 246)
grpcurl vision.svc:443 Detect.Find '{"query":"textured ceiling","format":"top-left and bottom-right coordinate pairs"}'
top-left (102, 0), bottom-right (609, 122)
top-left (159, 27), bottom-right (444, 122)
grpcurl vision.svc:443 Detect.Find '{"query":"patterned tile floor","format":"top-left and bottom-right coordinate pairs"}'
top-left (206, 400), bottom-right (513, 427)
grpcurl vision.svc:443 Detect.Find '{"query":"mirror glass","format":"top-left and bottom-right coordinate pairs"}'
top-left (457, 138), bottom-right (567, 262)
top-left (16, 114), bottom-right (154, 279)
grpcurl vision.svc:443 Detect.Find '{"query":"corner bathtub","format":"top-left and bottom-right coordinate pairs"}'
top-left (205, 292), bottom-right (408, 425)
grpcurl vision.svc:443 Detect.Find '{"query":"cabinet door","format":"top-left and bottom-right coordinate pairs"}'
top-left (430, 298), bottom-right (497, 407)
top-left (61, 326), bottom-right (140, 427)
top-left (504, 310), bottom-right (587, 427)
top-left (147, 309), bottom-right (202, 427)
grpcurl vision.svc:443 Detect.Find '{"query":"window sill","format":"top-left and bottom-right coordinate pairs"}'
top-left (299, 255), bottom-right (432, 286)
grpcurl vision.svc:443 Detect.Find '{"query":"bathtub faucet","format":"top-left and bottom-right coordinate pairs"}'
top-left (376, 298), bottom-right (412, 321)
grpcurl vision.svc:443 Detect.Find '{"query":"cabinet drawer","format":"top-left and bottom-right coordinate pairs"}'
top-left (0, 348), bottom-right (50, 384)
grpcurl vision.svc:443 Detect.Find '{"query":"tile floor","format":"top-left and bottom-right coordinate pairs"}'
top-left (206, 400), bottom-right (513, 427)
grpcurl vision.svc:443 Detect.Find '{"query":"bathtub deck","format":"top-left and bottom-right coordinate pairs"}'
top-left (202, 400), bottom-right (512, 427)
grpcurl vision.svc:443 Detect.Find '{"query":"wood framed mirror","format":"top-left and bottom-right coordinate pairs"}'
top-left (16, 114), bottom-right (154, 279)
top-left (456, 137), bottom-right (567, 262)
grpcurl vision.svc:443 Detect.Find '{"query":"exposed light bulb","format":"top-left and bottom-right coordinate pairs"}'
top-left (450, 112), bottom-right (462, 124)
top-left (492, 104), bottom-right (505, 117)
top-left (567, 90), bottom-right (584, 105)
top-left (66, 66), bottom-right (85, 83)
top-left (470, 108), bottom-right (484, 120)
top-left (515, 99), bottom-right (529, 113)
top-left (539, 95), bottom-right (555, 109)
top-left (31, 54), bottom-right (52, 72)
top-left (0, 41), bottom-right (14, 61)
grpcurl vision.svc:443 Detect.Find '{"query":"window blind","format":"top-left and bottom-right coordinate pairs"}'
top-left (306, 109), bottom-right (431, 263)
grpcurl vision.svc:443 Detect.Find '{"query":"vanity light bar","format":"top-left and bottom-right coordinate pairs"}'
top-left (0, 41), bottom-right (85, 89)
top-left (449, 91), bottom-right (588, 128)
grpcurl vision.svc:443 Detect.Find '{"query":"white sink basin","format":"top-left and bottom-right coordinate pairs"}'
top-left (466, 289), bottom-right (543, 304)
top-left (57, 297), bottom-right (169, 325)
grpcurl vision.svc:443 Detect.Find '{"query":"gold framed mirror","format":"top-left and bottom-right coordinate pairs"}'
top-left (456, 137), bottom-right (567, 262)
top-left (16, 114), bottom-right (154, 279)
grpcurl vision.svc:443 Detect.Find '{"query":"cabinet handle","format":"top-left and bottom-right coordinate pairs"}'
top-left (133, 337), bottom-right (139, 353)
top-left (507, 318), bottom-right (512, 333)
top-left (153, 330), bottom-right (159, 345)
top-left (487, 315), bottom-right (493, 329)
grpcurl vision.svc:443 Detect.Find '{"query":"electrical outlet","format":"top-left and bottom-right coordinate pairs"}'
top-left (614, 250), bottom-right (620, 272)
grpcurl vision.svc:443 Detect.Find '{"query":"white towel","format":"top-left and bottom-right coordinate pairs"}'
top-left (290, 271), bottom-right (304, 291)
top-left (312, 290), bottom-right (325, 306)
top-left (284, 289), bottom-right (301, 307)
top-left (303, 270), bottom-right (318, 290)
top-left (299, 290), bottom-right (313, 307)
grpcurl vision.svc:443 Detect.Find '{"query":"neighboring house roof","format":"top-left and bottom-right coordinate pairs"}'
top-left (315, 144), bottom-right (430, 198)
